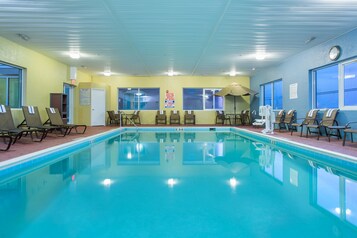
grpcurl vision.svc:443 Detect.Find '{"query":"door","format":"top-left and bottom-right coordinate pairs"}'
top-left (63, 84), bottom-right (74, 124)
top-left (91, 89), bottom-right (106, 126)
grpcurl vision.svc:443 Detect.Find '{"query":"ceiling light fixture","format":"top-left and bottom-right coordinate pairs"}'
top-left (255, 52), bottom-right (266, 60)
top-left (103, 71), bottom-right (112, 77)
top-left (69, 51), bottom-right (81, 59)
top-left (229, 71), bottom-right (237, 77)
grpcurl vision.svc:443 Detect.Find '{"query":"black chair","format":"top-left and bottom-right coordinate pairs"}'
top-left (215, 111), bottom-right (231, 125)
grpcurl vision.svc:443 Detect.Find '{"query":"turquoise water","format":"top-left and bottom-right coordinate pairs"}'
top-left (0, 131), bottom-right (356, 238)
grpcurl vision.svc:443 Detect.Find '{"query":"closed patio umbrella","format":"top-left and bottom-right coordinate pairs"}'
top-left (215, 82), bottom-right (257, 115)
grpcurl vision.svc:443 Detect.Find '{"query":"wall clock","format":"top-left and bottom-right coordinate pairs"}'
top-left (329, 45), bottom-right (341, 61)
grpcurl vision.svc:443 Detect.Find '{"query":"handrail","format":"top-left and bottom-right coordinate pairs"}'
top-left (119, 111), bottom-right (138, 129)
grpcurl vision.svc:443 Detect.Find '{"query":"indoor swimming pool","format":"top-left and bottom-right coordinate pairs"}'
top-left (0, 128), bottom-right (356, 238)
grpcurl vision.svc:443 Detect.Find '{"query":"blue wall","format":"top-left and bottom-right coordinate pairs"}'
top-left (251, 28), bottom-right (357, 126)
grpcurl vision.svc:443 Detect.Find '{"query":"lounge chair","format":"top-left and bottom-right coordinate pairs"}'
top-left (21, 106), bottom-right (66, 137)
top-left (46, 107), bottom-right (87, 135)
top-left (306, 108), bottom-right (339, 140)
top-left (184, 110), bottom-right (195, 125)
top-left (290, 109), bottom-right (319, 137)
top-left (272, 110), bottom-right (285, 131)
top-left (240, 110), bottom-right (250, 125)
top-left (0, 105), bottom-right (45, 143)
top-left (343, 121), bottom-right (357, 146)
top-left (170, 110), bottom-right (180, 124)
top-left (280, 109), bottom-right (295, 131)
top-left (156, 110), bottom-right (167, 125)
top-left (0, 135), bottom-right (12, 151)
top-left (215, 111), bottom-right (231, 125)
top-left (252, 106), bottom-right (266, 127)
top-left (107, 110), bottom-right (121, 125)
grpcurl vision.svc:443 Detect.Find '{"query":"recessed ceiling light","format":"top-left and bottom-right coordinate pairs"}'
top-left (255, 53), bottom-right (266, 60)
top-left (69, 51), bottom-right (80, 59)
top-left (103, 71), bottom-right (112, 77)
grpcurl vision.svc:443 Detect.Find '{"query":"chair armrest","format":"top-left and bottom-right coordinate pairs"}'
top-left (345, 121), bottom-right (357, 128)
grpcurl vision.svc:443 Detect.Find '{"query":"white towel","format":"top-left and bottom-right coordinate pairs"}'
top-left (28, 106), bottom-right (35, 114)
top-left (326, 109), bottom-right (333, 118)
top-left (308, 109), bottom-right (316, 117)
top-left (188, 110), bottom-right (191, 114)
top-left (278, 110), bottom-right (283, 115)
top-left (0, 105), bottom-right (6, 113)
top-left (288, 110), bottom-right (293, 115)
top-left (160, 110), bottom-right (164, 115)
top-left (49, 107), bottom-right (56, 114)
top-left (173, 110), bottom-right (177, 114)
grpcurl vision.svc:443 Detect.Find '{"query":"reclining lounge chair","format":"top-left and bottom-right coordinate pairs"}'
top-left (0, 105), bottom-right (45, 143)
top-left (46, 107), bottom-right (87, 135)
top-left (290, 109), bottom-right (319, 137)
top-left (21, 106), bottom-right (66, 137)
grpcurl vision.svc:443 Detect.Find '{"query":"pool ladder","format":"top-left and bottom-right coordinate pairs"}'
top-left (119, 111), bottom-right (138, 130)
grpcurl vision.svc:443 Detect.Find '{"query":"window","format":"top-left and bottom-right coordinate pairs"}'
top-left (118, 88), bottom-right (160, 110)
top-left (260, 79), bottom-right (282, 110)
top-left (183, 88), bottom-right (223, 110)
top-left (343, 60), bottom-right (357, 107)
top-left (0, 63), bottom-right (23, 108)
top-left (312, 58), bottom-right (357, 109)
top-left (313, 65), bottom-right (339, 108)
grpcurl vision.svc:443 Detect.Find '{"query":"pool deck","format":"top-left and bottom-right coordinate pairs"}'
top-left (1, 124), bottom-right (357, 162)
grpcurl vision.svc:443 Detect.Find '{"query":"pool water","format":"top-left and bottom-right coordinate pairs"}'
top-left (0, 131), bottom-right (356, 238)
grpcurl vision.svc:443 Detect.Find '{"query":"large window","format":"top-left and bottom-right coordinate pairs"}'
top-left (0, 63), bottom-right (23, 108)
top-left (118, 88), bottom-right (160, 110)
top-left (312, 58), bottom-right (357, 109)
top-left (313, 65), bottom-right (339, 108)
top-left (183, 88), bottom-right (223, 110)
top-left (260, 79), bottom-right (282, 110)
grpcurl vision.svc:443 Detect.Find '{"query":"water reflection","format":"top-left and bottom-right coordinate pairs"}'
top-left (0, 131), bottom-right (356, 237)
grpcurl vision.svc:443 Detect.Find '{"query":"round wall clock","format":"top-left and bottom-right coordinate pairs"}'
top-left (329, 45), bottom-right (341, 61)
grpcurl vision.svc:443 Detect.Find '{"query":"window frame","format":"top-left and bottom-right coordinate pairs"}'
top-left (259, 79), bottom-right (283, 110)
top-left (0, 61), bottom-right (24, 108)
top-left (117, 87), bottom-right (160, 111)
top-left (183, 88), bottom-right (224, 111)
top-left (311, 57), bottom-right (357, 110)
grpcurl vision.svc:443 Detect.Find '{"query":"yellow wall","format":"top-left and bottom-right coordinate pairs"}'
top-left (92, 75), bottom-right (250, 125)
top-left (0, 36), bottom-right (91, 125)
top-left (1, 36), bottom-right (251, 126)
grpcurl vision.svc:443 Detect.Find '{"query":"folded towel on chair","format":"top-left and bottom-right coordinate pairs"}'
top-left (28, 106), bottom-right (35, 114)
top-left (326, 109), bottom-right (334, 117)
top-left (308, 109), bottom-right (316, 117)
top-left (49, 107), bottom-right (56, 114)
top-left (0, 105), bottom-right (6, 113)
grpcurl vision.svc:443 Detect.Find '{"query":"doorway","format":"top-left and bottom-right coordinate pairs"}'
top-left (63, 84), bottom-right (74, 124)
top-left (91, 88), bottom-right (106, 126)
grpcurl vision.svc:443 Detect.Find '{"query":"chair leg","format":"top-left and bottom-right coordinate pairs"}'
top-left (343, 132), bottom-right (347, 146)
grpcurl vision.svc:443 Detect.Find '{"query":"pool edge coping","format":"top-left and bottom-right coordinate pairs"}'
top-left (232, 127), bottom-right (357, 163)
top-left (0, 127), bottom-right (124, 169)
top-left (1, 126), bottom-right (356, 170)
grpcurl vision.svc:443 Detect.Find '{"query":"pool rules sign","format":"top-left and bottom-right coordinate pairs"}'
top-left (165, 90), bottom-right (175, 108)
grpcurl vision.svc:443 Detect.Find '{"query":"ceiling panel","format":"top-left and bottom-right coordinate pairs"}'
top-left (0, 0), bottom-right (356, 76)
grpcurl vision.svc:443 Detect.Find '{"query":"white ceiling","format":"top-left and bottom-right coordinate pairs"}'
top-left (0, 0), bottom-right (357, 77)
